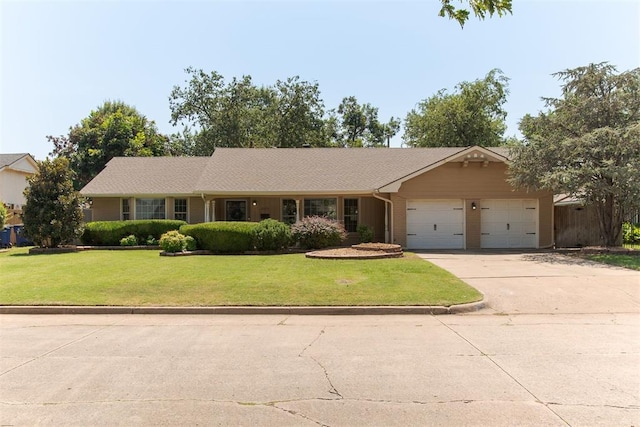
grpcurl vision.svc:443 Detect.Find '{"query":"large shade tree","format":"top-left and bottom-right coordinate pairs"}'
top-left (327, 96), bottom-right (400, 147)
top-left (169, 68), bottom-right (328, 153)
top-left (509, 63), bottom-right (640, 246)
top-left (22, 158), bottom-right (83, 248)
top-left (49, 101), bottom-right (169, 189)
top-left (403, 69), bottom-right (510, 147)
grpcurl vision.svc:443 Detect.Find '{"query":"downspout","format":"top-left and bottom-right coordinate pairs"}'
top-left (373, 191), bottom-right (393, 244)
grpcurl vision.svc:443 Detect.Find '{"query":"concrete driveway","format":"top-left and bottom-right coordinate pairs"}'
top-left (417, 251), bottom-right (640, 314)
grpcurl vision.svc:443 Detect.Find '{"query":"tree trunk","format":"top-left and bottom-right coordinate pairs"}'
top-left (596, 195), bottom-right (623, 247)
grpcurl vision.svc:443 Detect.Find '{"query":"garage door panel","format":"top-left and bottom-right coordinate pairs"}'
top-left (406, 200), bottom-right (464, 249)
top-left (481, 199), bottom-right (537, 249)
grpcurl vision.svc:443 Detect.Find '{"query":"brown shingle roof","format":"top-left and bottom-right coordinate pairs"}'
top-left (81, 157), bottom-right (210, 196)
top-left (80, 146), bottom-right (513, 196)
top-left (194, 147), bottom-right (469, 194)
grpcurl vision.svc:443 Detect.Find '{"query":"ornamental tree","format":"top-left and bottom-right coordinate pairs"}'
top-left (509, 63), bottom-right (640, 246)
top-left (22, 157), bottom-right (84, 248)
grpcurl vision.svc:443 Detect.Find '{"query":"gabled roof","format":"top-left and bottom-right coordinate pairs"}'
top-left (0, 153), bottom-right (37, 173)
top-left (81, 157), bottom-right (211, 196)
top-left (194, 147), bottom-right (476, 194)
top-left (80, 146), bottom-right (513, 196)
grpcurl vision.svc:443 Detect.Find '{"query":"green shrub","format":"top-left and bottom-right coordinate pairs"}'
top-left (81, 220), bottom-right (186, 246)
top-left (159, 230), bottom-right (187, 253)
top-left (357, 224), bottom-right (375, 243)
top-left (291, 216), bottom-right (347, 249)
top-left (185, 235), bottom-right (197, 251)
top-left (180, 222), bottom-right (259, 253)
top-left (623, 222), bottom-right (640, 244)
top-left (145, 235), bottom-right (158, 246)
top-left (251, 219), bottom-right (291, 251)
top-left (120, 235), bottom-right (138, 246)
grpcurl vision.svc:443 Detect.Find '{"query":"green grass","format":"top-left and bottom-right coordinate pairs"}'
top-left (585, 254), bottom-right (640, 271)
top-left (0, 248), bottom-right (482, 307)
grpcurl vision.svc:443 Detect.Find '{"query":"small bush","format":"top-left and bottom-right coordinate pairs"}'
top-left (185, 235), bottom-right (197, 251)
top-left (120, 235), bottom-right (138, 246)
top-left (623, 222), bottom-right (640, 244)
top-left (357, 224), bottom-right (375, 243)
top-left (145, 235), bottom-right (158, 246)
top-left (159, 230), bottom-right (187, 253)
top-left (81, 220), bottom-right (186, 246)
top-left (251, 219), bottom-right (291, 251)
top-left (180, 222), bottom-right (259, 253)
top-left (291, 216), bottom-right (347, 249)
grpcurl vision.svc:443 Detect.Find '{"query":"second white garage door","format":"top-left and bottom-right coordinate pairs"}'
top-left (480, 199), bottom-right (537, 248)
top-left (406, 199), bottom-right (464, 249)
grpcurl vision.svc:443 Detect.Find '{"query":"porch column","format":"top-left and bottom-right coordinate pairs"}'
top-left (204, 201), bottom-right (210, 223)
top-left (295, 199), bottom-right (301, 222)
top-left (211, 200), bottom-right (216, 222)
top-left (384, 202), bottom-right (389, 243)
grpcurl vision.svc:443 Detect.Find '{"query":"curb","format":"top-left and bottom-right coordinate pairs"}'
top-left (0, 300), bottom-right (485, 315)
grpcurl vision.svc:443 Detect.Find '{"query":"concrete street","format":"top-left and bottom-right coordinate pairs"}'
top-left (1, 251), bottom-right (639, 426)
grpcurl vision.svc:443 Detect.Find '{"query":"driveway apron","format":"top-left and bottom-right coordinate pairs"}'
top-left (416, 251), bottom-right (640, 314)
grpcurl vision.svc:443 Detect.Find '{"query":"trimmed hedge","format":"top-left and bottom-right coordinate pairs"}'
top-left (251, 219), bottom-right (292, 251)
top-left (180, 222), bottom-right (260, 253)
top-left (81, 220), bottom-right (186, 246)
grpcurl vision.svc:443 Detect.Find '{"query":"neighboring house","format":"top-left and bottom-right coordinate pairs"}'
top-left (0, 153), bottom-right (38, 225)
top-left (80, 146), bottom-right (554, 250)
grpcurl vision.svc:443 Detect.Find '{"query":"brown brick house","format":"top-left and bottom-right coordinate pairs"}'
top-left (80, 146), bottom-right (554, 250)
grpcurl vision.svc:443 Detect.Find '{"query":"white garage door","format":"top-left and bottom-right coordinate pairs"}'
top-left (406, 199), bottom-right (464, 249)
top-left (481, 199), bottom-right (537, 248)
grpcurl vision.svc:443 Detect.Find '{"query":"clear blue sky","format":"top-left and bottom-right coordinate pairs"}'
top-left (1, 0), bottom-right (638, 160)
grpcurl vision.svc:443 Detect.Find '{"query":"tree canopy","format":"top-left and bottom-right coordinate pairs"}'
top-left (509, 63), bottom-right (640, 246)
top-left (439, 0), bottom-right (513, 27)
top-left (49, 101), bottom-right (169, 189)
top-left (326, 96), bottom-right (400, 148)
top-left (169, 68), bottom-right (327, 154)
top-left (22, 158), bottom-right (83, 248)
top-left (403, 69), bottom-right (510, 147)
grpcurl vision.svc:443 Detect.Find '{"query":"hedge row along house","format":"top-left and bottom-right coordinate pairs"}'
top-left (80, 146), bottom-right (554, 250)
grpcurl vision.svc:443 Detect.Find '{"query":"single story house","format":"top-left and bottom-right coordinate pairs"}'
top-left (80, 146), bottom-right (554, 250)
top-left (0, 153), bottom-right (38, 225)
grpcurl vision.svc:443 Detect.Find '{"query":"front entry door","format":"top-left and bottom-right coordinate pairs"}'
top-left (226, 200), bottom-right (247, 221)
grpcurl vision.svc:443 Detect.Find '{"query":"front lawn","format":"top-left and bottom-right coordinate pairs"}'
top-left (0, 248), bottom-right (481, 307)
top-left (585, 254), bottom-right (640, 271)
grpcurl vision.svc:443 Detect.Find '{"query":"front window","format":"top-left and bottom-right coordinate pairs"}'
top-left (304, 198), bottom-right (337, 220)
top-left (344, 199), bottom-right (358, 232)
top-left (282, 199), bottom-right (297, 224)
top-left (121, 198), bottom-right (130, 220)
top-left (226, 200), bottom-right (247, 221)
top-left (135, 198), bottom-right (166, 220)
top-left (174, 199), bottom-right (187, 221)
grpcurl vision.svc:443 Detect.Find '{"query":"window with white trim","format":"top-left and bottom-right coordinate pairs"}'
top-left (174, 199), bottom-right (187, 221)
top-left (135, 198), bottom-right (166, 220)
top-left (282, 199), bottom-right (297, 224)
top-left (121, 198), bottom-right (130, 220)
top-left (304, 198), bottom-right (337, 220)
top-left (343, 199), bottom-right (358, 232)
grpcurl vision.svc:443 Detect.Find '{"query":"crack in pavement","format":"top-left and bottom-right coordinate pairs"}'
top-left (297, 327), bottom-right (343, 401)
top-left (435, 317), bottom-right (572, 426)
top-left (0, 318), bottom-right (125, 377)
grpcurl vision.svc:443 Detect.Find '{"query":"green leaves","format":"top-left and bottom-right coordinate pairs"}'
top-left (22, 158), bottom-right (83, 248)
top-left (403, 69), bottom-right (509, 147)
top-left (509, 63), bottom-right (640, 246)
top-left (439, 0), bottom-right (513, 27)
top-left (49, 101), bottom-right (169, 190)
